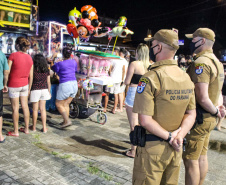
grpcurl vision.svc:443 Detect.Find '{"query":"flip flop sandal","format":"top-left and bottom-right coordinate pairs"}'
top-left (122, 149), bottom-right (135, 158)
top-left (7, 131), bottom-right (19, 137)
top-left (0, 137), bottom-right (6, 143)
top-left (111, 110), bottom-right (116, 114)
top-left (61, 123), bottom-right (72, 129)
top-left (29, 125), bottom-right (36, 132)
top-left (19, 128), bottom-right (29, 134)
top-left (41, 128), bottom-right (48, 133)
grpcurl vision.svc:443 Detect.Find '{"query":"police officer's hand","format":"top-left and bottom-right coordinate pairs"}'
top-left (169, 127), bottom-right (181, 146)
top-left (218, 105), bottom-right (225, 118)
top-left (171, 136), bottom-right (183, 152)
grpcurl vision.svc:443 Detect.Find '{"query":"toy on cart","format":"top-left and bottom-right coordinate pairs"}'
top-left (69, 50), bottom-right (119, 125)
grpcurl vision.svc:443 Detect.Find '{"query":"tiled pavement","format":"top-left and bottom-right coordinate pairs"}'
top-left (1, 95), bottom-right (226, 185)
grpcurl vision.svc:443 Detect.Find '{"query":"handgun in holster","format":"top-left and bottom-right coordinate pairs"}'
top-left (130, 126), bottom-right (146, 147)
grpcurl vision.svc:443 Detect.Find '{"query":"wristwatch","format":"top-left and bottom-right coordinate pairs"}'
top-left (211, 107), bottom-right (219, 117)
top-left (166, 132), bottom-right (172, 142)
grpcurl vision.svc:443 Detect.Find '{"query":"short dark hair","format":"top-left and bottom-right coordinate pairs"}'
top-left (33, 54), bottom-right (49, 73)
top-left (63, 46), bottom-right (72, 59)
top-left (119, 48), bottom-right (127, 56)
top-left (185, 55), bottom-right (192, 60)
top-left (178, 54), bottom-right (185, 63)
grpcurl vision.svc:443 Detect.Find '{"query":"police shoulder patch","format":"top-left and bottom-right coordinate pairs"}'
top-left (137, 78), bottom-right (149, 94)
top-left (195, 63), bottom-right (204, 75)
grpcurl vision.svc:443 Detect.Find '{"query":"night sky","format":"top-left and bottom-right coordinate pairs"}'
top-left (39, 0), bottom-right (226, 54)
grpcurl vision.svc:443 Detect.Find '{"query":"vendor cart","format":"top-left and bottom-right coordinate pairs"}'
top-left (69, 50), bottom-right (119, 125)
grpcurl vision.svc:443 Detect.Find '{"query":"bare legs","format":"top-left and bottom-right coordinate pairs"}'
top-left (118, 93), bottom-right (124, 112)
top-left (199, 155), bottom-right (208, 185)
top-left (104, 92), bottom-right (109, 113)
top-left (0, 11), bottom-right (5, 21)
top-left (216, 117), bottom-right (224, 131)
top-left (32, 100), bottom-right (47, 132)
top-left (104, 92), bottom-right (119, 114)
top-left (125, 105), bottom-right (139, 157)
top-left (112, 94), bottom-right (119, 114)
top-left (20, 96), bottom-right (30, 133)
top-left (14, 13), bottom-right (21, 23)
top-left (32, 102), bottom-right (38, 131)
top-left (56, 97), bottom-right (73, 127)
top-left (9, 96), bottom-right (30, 135)
top-left (10, 97), bottom-right (20, 135)
top-left (184, 155), bottom-right (208, 185)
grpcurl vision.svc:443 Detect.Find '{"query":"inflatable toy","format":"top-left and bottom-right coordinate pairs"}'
top-left (67, 5), bottom-right (110, 41)
top-left (108, 16), bottom-right (134, 38)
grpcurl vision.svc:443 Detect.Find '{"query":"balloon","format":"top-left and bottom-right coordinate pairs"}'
top-left (117, 16), bottom-right (127, 27)
top-left (81, 5), bottom-right (98, 20)
top-left (94, 27), bottom-right (111, 38)
top-left (108, 16), bottom-right (134, 38)
top-left (67, 5), bottom-right (110, 41)
top-left (67, 23), bottom-right (79, 38)
top-left (109, 26), bottom-right (134, 38)
top-left (83, 79), bottom-right (94, 90)
top-left (68, 7), bottom-right (81, 27)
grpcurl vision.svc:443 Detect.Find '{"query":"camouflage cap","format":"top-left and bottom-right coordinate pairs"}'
top-left (146, 29), bottom-right (179, 50)
top-left (185, 28), bottom-right (215, 42)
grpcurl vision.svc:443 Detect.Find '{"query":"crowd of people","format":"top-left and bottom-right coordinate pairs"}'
top-left (0, 37), bottom-right (78, 140)
top-left (0, 27), bottom-right (226, 185)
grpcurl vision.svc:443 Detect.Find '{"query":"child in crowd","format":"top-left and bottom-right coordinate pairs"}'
top-left (29, 54), bottom-right (51, 133)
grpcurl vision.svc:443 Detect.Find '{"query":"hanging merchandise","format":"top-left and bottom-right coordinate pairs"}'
top-left (67, 5), bottom-right (110, 42)
top-left (108, 16), bottom-right (134, 38)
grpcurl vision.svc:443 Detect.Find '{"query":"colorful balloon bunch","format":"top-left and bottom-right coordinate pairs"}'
top-left (67, 5), bottom-right (111, 42)
top-left (67, 5), bottom-right (134, 42)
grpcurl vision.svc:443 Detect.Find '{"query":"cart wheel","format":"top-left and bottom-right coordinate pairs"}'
top-left (69, 102), bottom-right (79, 119)
top-left (97, 112), bottom-right (107, 125)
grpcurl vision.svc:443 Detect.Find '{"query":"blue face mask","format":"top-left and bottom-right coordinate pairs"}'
top-left (190, 39), bottom-right (203, 54)
top-left (149, 45), bottom-right (159, 62)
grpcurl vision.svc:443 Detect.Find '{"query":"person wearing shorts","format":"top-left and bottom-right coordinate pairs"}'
top-left (52, 46), bottom-right (78, 128)
top-left (5, 37), bottom-right (33, 136)
top-left (183, 28), bottom-right (225, 185)
top-left (29, 54), bottom-right (51, 133)
top-left (104, 48), bottom-right (124, 114)
top-left (106, 83), bottom-right (120, 95)
top-left (0, 51), bottom-right (9, 143)
top-left (118, 48), bottom-right (128, 112)
top-left (123, 43), bottom-right (150, 158)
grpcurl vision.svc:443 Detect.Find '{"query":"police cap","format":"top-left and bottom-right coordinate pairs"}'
top-left (146, 29), bottom-right (179, 50)
top-left (185, 28), bottom-right (215, 42)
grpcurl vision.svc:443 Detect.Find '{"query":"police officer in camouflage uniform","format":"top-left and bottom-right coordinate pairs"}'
top-left (183, 28), bottom-right (225, 185)
top-left (132, 29), bottom-right (196, 185)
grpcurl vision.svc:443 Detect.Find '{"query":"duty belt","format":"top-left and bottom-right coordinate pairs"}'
top-left (145, 134), bottom-right (164, 141)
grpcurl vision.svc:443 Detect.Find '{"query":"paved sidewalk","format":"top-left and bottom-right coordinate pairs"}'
top-left (1, 95), bottom-right (226, 185)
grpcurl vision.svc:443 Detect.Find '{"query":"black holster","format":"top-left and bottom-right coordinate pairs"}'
top-left (130, 126), bottom-right (146, 147)
top-left (196, 104), bottom-right (209, 125)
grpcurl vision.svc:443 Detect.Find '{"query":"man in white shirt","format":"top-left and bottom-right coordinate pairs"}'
top-left (117, 48), bottom-right (128, 112)
top-left (104, 48), bottom-right (124, 113)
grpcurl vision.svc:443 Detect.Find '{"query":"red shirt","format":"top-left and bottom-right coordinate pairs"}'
top-left (8, 52), bottom-right (33, 87)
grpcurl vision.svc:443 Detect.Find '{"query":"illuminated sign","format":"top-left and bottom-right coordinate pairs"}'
top-left (178, 40), bottom-right (184, 45)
